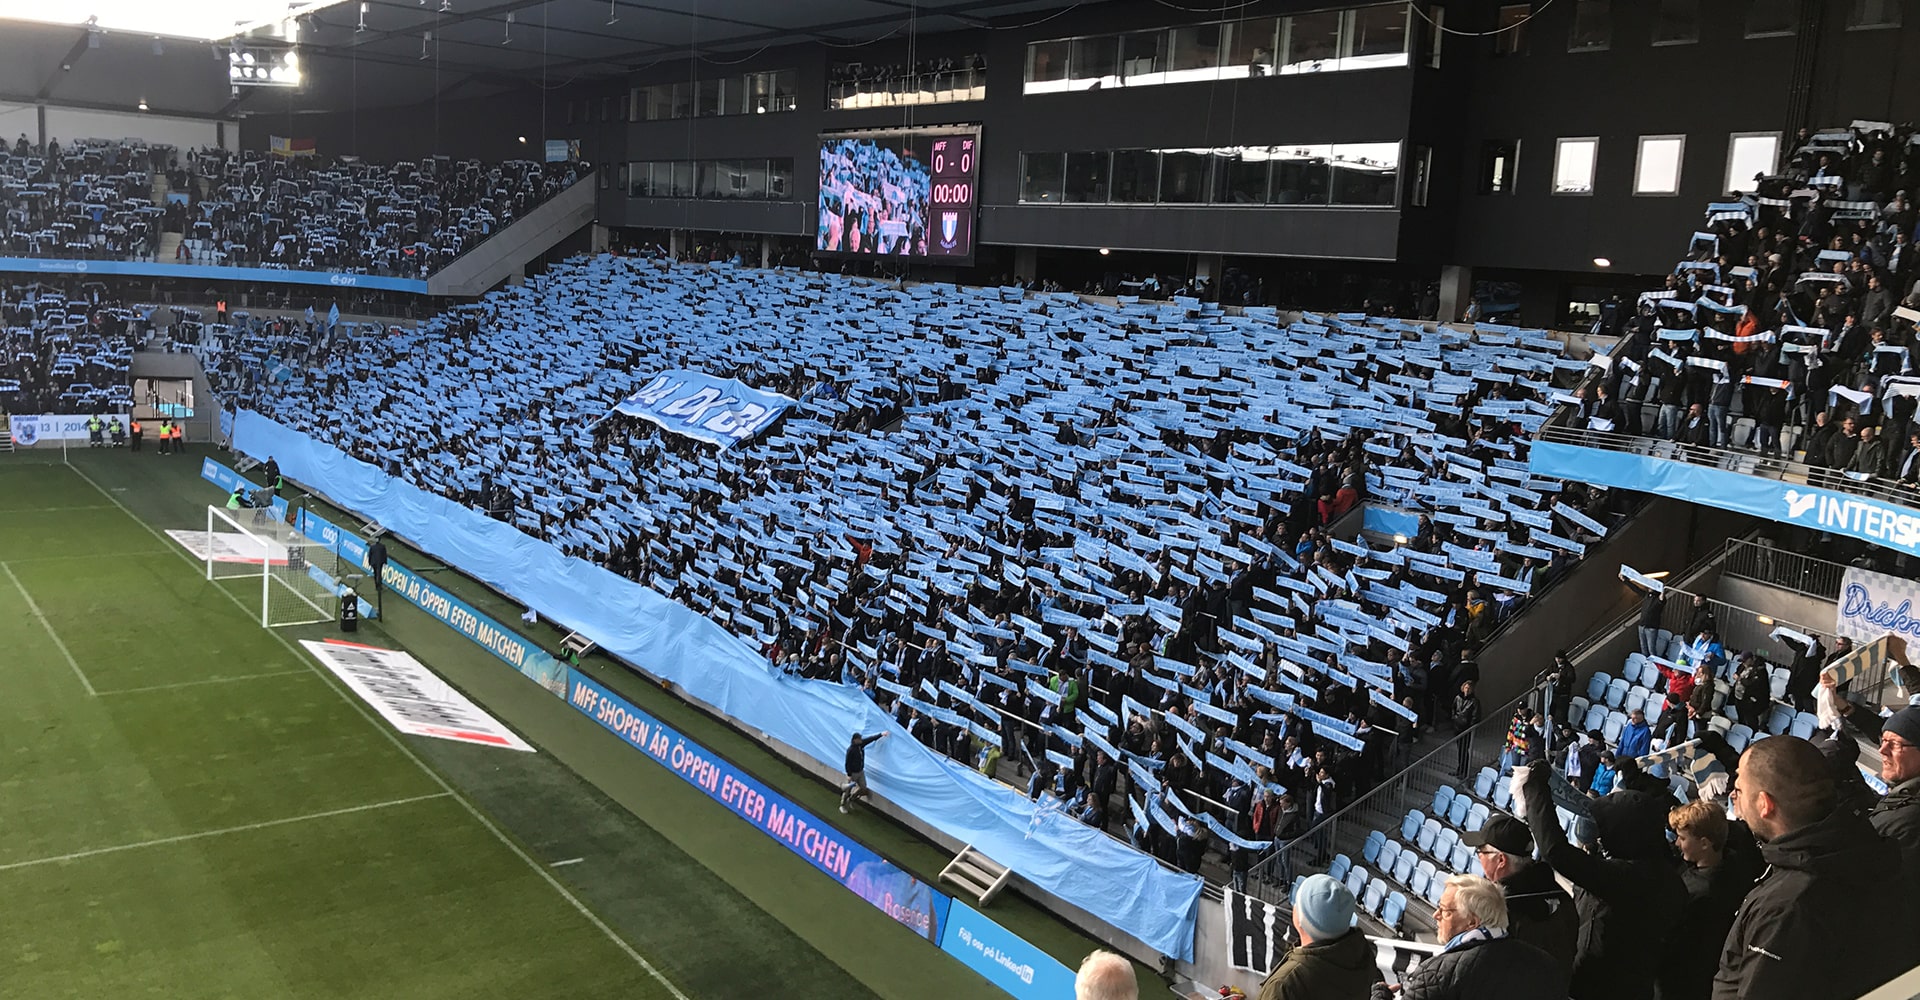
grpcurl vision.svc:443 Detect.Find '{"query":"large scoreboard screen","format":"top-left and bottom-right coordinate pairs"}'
top-left (816, 127), bottom-right (979, 264)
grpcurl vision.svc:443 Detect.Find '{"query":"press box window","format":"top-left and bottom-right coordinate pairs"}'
top-left (1634, 135), bottom-right (1685, 195)
top-left (1568, 0), bottom-right (1611, 51)
top-left (1652, 0), bottom-right (1699, 44)
top-left (1552, 137), bottom-right (1598, 194)
top-left (1724, 133), bottom-right (1779, 194)
top-left (1480, 140), bottom-right (1520, 194)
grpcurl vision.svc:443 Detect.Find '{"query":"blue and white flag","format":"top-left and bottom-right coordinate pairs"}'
top-left (610, 369), bottom-right (796, 449)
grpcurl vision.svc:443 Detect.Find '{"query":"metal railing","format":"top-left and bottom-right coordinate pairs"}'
top-left (1536, 422), bottom-right (1920, 512)
top-left (1721, 536), bottom-right (1847, 601)
top-left (1242, 677), bottom-right (1551, 908)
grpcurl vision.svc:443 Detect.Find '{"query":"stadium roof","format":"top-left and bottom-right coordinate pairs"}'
top-left (0, 0), bottom-right (1086, 116)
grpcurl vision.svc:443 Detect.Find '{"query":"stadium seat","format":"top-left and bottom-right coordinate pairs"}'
top-left (1432, 786), bottom-right (1457, 817)
top-left (1413, 860), bottom-right (1437, 896)
top-left (1417, 819), bottom-right (1441, 855)
top-left (1328, 854), bottom-right (1352, 884)
top-left (1400, 809), bottom-right (1425, 842)
top-left (1434, 828), bottom-right (1460, 862)
top-left (1383, 892), bottom-right (1408, 930)
top-left (1362, 880), bottom-right (1387, 917)
top-left (1663, 636), bottom-right (1686, 660)
top-left (1603, 711), bottom-right (1626, 744)
top-left (1567, 695), bottom-right (1590, 726)
top-left (1345, 866), bottom-right (1369, 900)
top-left (1582, 704), bottom-right (1608, 732)
top-left (1492, 775), bottom-right (1512, 811)
top-left (1765, 704), bottom-right (1795, 735)
top-left (1623, 687), bottom-right (1647, 716)
top-left (1605, 678), bottom-right (1629, 709)
top-left (1474, 766), bottom-right (1497, 800)
top-left (1622, 653), bottom-right (1648, 680)
top-left (1449, 841), bottom-right (1473, 875)
top-left (1708, 714), bottom-right (1733, 735)
top-left (1727, 724), bottom-right (1754, 752)
top-left (1446, 793), bottom-right (1470, 829)
top-left (1640, 660), bottom-right (1666, 690)
top-left (1710, 680), bottom-right (1731, 711)
top-left (1363, 831), bottom-right (1385, 865)
top-left (1465, 803), bottom-right (1490, 833)
top-left (1391, 850), bottom-right (1416, 887)
top-left (1586, 672), bottom-right (1612, 703)
top-left (1790, 712), bottom-right (1819, 739)
top-left (1425, 875), bottom-right (1446, 905)
top-left (1769, 669), bottom-right (1790, 701)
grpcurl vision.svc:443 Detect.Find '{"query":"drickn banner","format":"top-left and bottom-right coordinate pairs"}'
top-left (609, 369), bottom-right (794, 449)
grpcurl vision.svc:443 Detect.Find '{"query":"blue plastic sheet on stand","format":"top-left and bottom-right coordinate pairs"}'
top-left (233, 409), bottom-right (1204, 959)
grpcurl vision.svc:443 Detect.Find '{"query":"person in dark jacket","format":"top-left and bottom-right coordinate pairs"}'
top-left (1258, 873), bottom-right (1380, 1000)
top-left (839, 730), bottom-right (889, 813)
top-left (1715, 734), bottom-right (1920, 1000)
top-left (1465, 815), bottom-right (1577, 981)
top-left (1868, 706), bottom-right (1920, 889)
top-left (1517, 764), bottom-right (1687, 1000)
top-left (1451, 681), bottom-right (1481, 778)
top-left (1657, 799), bottom-right (1758, 1000)
top-left (1369, 874), bottom-right (1567, 1000)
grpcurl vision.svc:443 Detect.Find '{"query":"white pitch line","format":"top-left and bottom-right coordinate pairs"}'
top-left (1, 561), bottom-right (97, 697)
top-left (549, 857), bottom-right (585, 868)
top-left (0, 549), bottom-right (172, 564)
top-left (0, 505), bottom-right (120, 513)
top-left (0, 793), bottom-right (452, 873)
top-left (95, 670), bottom-right (310, 696)
top-left (64, 460), bottom-right (695, 1000)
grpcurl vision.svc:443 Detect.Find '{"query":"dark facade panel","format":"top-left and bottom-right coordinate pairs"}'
top-left (980, 204), bottom-right (1400, 259)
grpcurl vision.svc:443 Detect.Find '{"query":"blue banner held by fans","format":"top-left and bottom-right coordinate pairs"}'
top-left (611, 369), bottom-right (796, 450)
top-left (0, 256), bottom-right (426, 293)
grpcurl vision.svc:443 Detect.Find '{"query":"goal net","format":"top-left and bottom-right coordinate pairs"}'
top-left (204, 503), bottom-right (343, 628)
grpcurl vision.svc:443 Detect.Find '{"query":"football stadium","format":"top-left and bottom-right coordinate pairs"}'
top-left (3, 2), bottom-right (1920, 999)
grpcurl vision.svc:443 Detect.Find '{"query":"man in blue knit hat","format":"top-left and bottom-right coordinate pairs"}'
top-left (1256, 873), bottom-right (1379, 1000)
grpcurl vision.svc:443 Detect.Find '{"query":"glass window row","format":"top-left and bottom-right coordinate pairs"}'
top-left (828, 57), bottom-right (987, 110)
top-left (625, 159), bottom-right (797, 200)
top-left (1018, 144), bottom-right (1402, 208)
top-left (1023, 3), bottom-right (1411, 94)
top-left (1493, 0), bottom-right (1895, 56)
top-left (631, 70), bottom-right (798, 122)
top-left (1518, 132), bottom-right (1779, 197)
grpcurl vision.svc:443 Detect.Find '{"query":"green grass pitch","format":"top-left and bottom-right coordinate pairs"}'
top-left (0, 456), bottom-right (884, 1000)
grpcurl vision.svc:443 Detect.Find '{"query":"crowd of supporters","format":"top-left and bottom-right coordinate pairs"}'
top-left (0, 133), bottom-right (588, 278)
top-left (0, 279), bottom-right (137, 415)
top-left (198, 256), bottom-right (1627, 888)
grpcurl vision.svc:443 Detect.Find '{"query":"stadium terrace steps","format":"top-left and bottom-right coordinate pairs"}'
top-left (939, 844), bottom-right (1014, 905)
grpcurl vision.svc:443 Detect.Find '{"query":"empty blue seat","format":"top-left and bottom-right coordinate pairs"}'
top-left (1425, 875), bottom-right (1446, 905)
top-left (1765, 703), bottom-right (1795, 735)
top-left (1790, 712), bottom-right (1818, 739)
top-left (1401, 809), bottom-right (1425, 842)
top-left (1446, 792), bottom-right (1470, 828)
top-left (1362, 830), bottom-right (1386, 864)
top-left (1434, 828), bottom-right (1459, 862)
top-left (1473, 766), bottom-right (1497, 800)
top-left (1604, 711), bottom-right (1626, 744)
top-left (1566, 696), bottom-right (1590, 726)
top-left (1449, 841), bottom-right (1472, 874)
top-left (1362, 880), bottom-right (1387, 917)
top-left (1465, 803), bottom-right (1490, 833)
top-left (1605, 678), bottom-right (1629, 709)
top-left (1492, 775), bottom-right (1512, 810)
top-left (1328, 854), bottom-right (1352, 883)
top-left (1727, 724), bottom-right (1754, 752)
top-left (1345, 865), bottom-right (1369, 900)
top-left (1623, 687), bottom-right (1647, 716)
top-left (1379, 839), bottom-right (1403, 874)
top-left (1391, 850), bottom-right (1416, 887)
top-left (1586, 672), bottom-right (1611, 702)
top-left (1382, 891), bottom-right (1407, 930)
top-left (1582, 704), bottom-right (1608, 732)
top-left (1432, 785), bottom-right (1457, 817)
top-left (1417, 819), bottom-right (1440, 854)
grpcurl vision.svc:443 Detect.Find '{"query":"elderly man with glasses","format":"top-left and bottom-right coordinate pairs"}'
top-left (1870, 706), bottom-right (1920, 886)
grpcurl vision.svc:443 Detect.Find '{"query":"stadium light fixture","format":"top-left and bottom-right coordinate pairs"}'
top-left (0, 1), bottom-right (353, 42)
top-left (1643, 570), bottom-right (1669, 579)
top-left (1756, 615), bottom-right (1775, 625)
top-left (136, 98), bottom-right (148, 110)
top-left (1098, 247), bottom-right (1111, 255)
top-left (1591, 256), bottom-right (1612, 268)
top-left (1392, 534), bottom-right (1408, 544)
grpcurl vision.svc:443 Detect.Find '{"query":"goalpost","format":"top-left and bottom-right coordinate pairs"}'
top-left (204, 504), bottom-right (343, 628)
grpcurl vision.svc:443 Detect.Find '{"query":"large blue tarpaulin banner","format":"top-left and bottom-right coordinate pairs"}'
top-left (610, 369), bottom-right (795, 449)
top-left (1529, 441), bottom-right (1920, 557)
top-left (567, 671), bottom-right (953, 943)
top-left (0, 256), bottom-right (427, 293)
top-left (232, 408), bottom-right (1204, 959)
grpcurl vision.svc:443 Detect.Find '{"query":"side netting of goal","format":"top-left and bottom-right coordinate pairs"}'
top-left (204, 504), bottom-right (342, 627)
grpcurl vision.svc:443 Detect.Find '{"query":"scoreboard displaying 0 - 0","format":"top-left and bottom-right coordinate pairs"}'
top-left (924, 134), bottom-right (977, 261)
top-left (815, 126), bottom-right (980, 264)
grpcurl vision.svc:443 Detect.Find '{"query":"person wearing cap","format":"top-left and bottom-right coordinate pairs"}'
top-left (1255, 874), bottom-right (1378, 1000)
top-left (1369, 874), bottom-right (1566, 1000)
top-left (1868, 704), bottom-right (1920, 887)
top-left (1464, 815), bottom-right (1576, 979)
